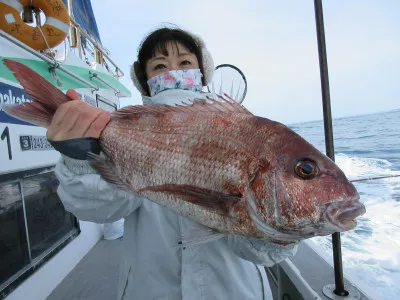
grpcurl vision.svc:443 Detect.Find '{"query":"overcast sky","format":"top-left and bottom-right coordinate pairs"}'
top-left (91, 1), bottom-right (399, 124)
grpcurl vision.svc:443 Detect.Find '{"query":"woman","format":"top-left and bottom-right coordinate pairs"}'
top-left (52, 26), bottom-right (298, 300)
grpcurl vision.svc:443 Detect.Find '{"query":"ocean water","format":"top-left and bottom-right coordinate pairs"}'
top-left (289, 109), bottom-right (400, 300)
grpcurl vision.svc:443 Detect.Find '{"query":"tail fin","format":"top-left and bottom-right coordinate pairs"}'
top-left (2, 59), bottom-right (71, 127)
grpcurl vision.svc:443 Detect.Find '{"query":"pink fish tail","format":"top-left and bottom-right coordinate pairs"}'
top-left (2, 59), bottom-right (71, 127)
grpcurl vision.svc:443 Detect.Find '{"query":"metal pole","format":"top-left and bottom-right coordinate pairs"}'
top-left (89, 71), bottom-right (120, 95)
top-left (313, 0), bottom-right (348, 296)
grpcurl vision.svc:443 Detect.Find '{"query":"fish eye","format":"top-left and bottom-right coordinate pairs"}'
top-left (295, 159), bottom-right (318, 180)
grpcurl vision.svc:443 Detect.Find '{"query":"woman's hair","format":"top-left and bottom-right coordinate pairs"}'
top-left (134, 27), bottom-right (206, 95)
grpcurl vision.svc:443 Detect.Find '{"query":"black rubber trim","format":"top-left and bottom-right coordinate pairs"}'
top-left (48, 137), bottom-right (101, 160)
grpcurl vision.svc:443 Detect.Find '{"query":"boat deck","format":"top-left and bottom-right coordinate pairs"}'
top-left (46, 238), bottom-right (374, 300)
top-left (47, 239), bottom-right (122, 300)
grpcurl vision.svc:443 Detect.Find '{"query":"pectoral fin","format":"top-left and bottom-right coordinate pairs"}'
top-left (139, 184), bottom-right (242, 215)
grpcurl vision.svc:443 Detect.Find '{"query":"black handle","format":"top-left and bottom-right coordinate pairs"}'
top-left (49, 137), bottom-right (101, 160)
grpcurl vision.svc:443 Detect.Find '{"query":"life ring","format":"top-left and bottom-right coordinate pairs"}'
top-left (0, 0), bottom-right (70, 51)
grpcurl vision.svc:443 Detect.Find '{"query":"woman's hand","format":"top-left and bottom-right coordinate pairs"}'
top-left (47, 89), bottom-right (111, 141)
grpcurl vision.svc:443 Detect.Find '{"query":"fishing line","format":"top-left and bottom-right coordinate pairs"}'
top-left (350, 174), bottom-right (400, 182)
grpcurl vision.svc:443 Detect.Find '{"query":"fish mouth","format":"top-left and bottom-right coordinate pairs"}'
top-left (325, 197), bottom-right (366, 231)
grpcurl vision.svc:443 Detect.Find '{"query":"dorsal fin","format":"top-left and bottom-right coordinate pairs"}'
top-left (111, 94), bottom-right (252, 120)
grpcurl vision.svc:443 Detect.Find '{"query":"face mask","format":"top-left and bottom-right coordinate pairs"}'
top-left (147, 69), bottom-right (203, 97)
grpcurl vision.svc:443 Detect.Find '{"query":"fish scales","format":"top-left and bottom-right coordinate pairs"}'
top-left (99, 112), bottom-right (260, 236)
top-left (102, 113), bottom-right (254, 189)
top-left (1, 59), bottom-right (366, 244)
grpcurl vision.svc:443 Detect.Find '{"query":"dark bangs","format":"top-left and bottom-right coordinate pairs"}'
top-left (137, 28), bottom-right (204, 80)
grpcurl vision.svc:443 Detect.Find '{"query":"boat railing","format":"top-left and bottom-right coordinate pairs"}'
top-left (68, 18), bottom-right (124, 79)
top-left (1, 29), bottom-right (110, 93)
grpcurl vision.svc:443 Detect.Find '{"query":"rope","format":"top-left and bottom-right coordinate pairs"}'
top-left (34, 9), bottom-right (52, 51)
top-left (32, 8), bottom-right (63, 86)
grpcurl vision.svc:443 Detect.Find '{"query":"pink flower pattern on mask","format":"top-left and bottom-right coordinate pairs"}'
top-left (163, 72), bottom-right (175, 82)
top-left (147, 69), bottom-right (203, 96)
top-left (184, 77), bottom-right (195, 86)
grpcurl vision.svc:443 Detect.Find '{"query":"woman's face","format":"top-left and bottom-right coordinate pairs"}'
top-left (145, 41), bottom-right (200, 79)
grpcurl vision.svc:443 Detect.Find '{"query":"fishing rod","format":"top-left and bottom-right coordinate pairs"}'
top-left (313, 0), bottom-right (350, 296)
top-left (350, 174), bottom-right (400, 183)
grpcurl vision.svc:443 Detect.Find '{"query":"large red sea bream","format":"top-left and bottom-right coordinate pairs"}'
top-left (2, 59), bottom-right (366, 245)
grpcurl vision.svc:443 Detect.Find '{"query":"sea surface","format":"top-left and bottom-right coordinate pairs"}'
top-left (289, 109), bottom-right (400, 300)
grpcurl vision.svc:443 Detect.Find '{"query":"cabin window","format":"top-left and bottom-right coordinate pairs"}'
top-left (0, 168), bottom-right (79, 296)
top-left (97, 95), bottom-right (117, 112)
top-left (0, 182), bottom-right (29, 286)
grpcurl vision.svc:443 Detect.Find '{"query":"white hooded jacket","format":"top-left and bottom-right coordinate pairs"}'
top-left (54, 89), bottom-right (298, 300)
